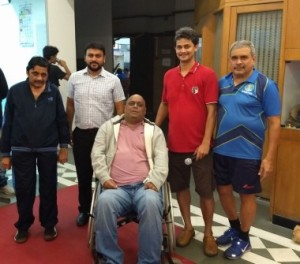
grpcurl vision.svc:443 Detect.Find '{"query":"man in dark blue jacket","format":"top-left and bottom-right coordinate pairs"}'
top-left (1, 57), bottom-right (70, 244)
top-left (0, 67), bottom-right (14, 196)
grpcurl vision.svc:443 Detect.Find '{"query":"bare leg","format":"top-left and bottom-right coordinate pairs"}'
top-left (239, 193), bottom-right (256, 232)
top-left (200, 197), bottom-right (215, 236)
top-left (217, 184), bottom-right (238, 220)
top-left (176, 188), bottom-right (196, 247)
top-left (177, 189), bottom-right (193, 230)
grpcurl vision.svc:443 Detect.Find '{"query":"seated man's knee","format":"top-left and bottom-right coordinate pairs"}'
top-left (142, 191), bottom-right (163, 214)
top-left (96, 190), bottom-right (117, 212)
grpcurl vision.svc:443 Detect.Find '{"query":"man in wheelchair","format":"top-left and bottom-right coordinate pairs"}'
top-left (91, 94), bottom-right (168, 264)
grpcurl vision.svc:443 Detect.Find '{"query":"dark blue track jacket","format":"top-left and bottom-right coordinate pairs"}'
top-left (1, 80), bottom-right (69, 156)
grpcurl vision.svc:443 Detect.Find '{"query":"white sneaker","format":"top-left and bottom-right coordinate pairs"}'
top-left (0, 185), bottom-right (15, 196)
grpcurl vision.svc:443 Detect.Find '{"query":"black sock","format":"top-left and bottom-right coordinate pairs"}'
top-left (239, 230), bottom-right (250, 241)
top-left (229, 219), bottom-right (241, 231)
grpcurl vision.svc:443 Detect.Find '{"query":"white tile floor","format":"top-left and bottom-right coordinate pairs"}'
top-left (2, 161), bottom-right (300, 264)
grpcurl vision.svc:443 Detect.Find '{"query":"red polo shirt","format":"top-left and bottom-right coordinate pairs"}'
top-left (162, 62), bottom-right (218, 152)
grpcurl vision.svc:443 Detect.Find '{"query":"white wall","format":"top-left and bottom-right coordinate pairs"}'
top-left (46, 0), bottom-right (76, 105)
top-left (0, 0), bottom-right (76, 106)
top-left (0, 0), bottom-right (47, 87)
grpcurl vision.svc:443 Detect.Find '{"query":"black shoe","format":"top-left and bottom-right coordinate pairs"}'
top-left (77, 212), bottom-right (89, 226)
top-left (44, 227), bottom-right (58, 241)
top-left (14, 230), bottom-right (29, 244)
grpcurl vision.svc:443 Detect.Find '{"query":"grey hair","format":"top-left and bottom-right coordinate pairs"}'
top-left (229, 40), bottom-right (256, 57)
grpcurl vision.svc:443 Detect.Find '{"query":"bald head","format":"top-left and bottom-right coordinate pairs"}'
top-left (124, 94), bottom-right (147, 124)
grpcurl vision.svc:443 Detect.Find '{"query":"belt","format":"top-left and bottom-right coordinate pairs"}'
top-left (76, 127), bottom-right (99, 133)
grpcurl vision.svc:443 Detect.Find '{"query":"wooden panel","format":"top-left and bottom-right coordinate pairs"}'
top-left (194, 0), bottom-right (224, 23)
top-left (225, 0), bottom-right (282, 6)
top-left (220, 6), bottom-right (232, 76)
top-left (259, 137), bottom-right (277, 200)
top-left (285, 49), bottom-right (300, 61)
top-left (236, 3), bottom-right (283, 12)
top-left (272, 128), bottom-right (300, 221)
top-left (201, 14), bottom-right (217, 68)
top-left (285, 0), bottom-right (300, 49)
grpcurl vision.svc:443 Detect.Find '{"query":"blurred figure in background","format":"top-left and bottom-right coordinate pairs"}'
top-left (43, 45), bottom-right (71, 87)
top-left (0, 67), bottom-right (14, 196)
top-left (116, 68), bottom-right (130, 98)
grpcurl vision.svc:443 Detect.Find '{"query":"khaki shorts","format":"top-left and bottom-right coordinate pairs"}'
top-left (168, 151), bottom-right (215, 198)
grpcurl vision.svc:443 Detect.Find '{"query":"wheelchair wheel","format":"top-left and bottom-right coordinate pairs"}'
top-left (163, 182), bottom-right (176, 254)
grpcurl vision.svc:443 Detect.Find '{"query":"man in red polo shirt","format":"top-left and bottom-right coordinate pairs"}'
top-left (155, 26), bottom-right (219, 257)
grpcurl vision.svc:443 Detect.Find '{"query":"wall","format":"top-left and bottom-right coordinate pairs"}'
top-left (46, 0), bottom-right (76, 105)
top-left (0, 0), bottom-right (194, 112)
top-left (0, 0), bottom-right (76, 106)
top-left (74, 0), bottom-right (113, 72)
top-left (0, 0), bottom-right (47, 86)
top-left (110, 0), bottom-right (195, 113)
top-left (112, 0), bottom-right (195, 35)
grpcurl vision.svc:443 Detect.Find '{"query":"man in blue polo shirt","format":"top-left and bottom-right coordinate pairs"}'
top-left (213, 40), bottom-right (281, 260)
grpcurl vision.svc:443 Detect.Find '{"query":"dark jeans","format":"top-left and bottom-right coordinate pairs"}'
top-left (12, 151), bottom-right (58, 231)
top-left (72, 127), bottom-right (98, 213)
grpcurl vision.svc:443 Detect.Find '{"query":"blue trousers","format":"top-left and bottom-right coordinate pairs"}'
top-left (95, 182), bottom-right (163, 264)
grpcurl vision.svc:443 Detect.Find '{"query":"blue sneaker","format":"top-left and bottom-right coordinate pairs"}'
top-left (224, 238), bottom-right (251, 259)
top-left (216, 228), bottom-right (239, 246)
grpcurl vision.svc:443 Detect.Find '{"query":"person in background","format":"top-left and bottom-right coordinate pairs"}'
top-left (0, 67), bottom-right (15, 196)
top-left (123, 68), bottom-right (130, 79)
top-left (116, 68), bottom-right (126, 80)
top-left (155, 27), bottom-right (219, 257)
top-left (1, 56), bottom-right (69, 243)
top-left (66, 42), bottom-right (125, 227)
top-left (91, 94), bottom-right (168, 264)
top-left (116, 68), bottom-right (130, 98)
top-left (43, 45), bottom-right (71, 87)
top-left (213, 40), bottom-right (281, 259)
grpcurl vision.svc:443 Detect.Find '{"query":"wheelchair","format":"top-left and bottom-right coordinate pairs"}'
top-left (87, 180), bottom-right (176, 264)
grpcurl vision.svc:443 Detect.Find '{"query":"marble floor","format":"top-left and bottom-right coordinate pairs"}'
top-left (1, 158), bottom-right (299, 264)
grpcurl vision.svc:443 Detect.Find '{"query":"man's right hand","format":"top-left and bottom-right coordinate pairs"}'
top-left (103, 179), bottom-right (118, 189)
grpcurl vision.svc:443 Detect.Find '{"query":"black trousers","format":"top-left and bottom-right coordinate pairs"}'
top-left (12, 151), bottom-right (58, 231)
top-left (72, 127), bottom-right (98, 213)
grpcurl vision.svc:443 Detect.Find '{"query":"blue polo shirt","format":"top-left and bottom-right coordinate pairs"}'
top-left (214, 69), bottom-right (281, 160)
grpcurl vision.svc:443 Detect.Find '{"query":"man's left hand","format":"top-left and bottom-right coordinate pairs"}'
top-left (58, 148), bottom-right (68, 164)
top-left (259, 158), bottom-right (274, 180)
top-left (144, 182), bottom-right (158, 192)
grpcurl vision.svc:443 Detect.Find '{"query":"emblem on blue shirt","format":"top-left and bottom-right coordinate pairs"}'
top-left (48, 97), bottom-right (54, 102)
top-left (241, 84), bottom-right (254, 95)
top-left (192, 86), bottom-right (199, 94)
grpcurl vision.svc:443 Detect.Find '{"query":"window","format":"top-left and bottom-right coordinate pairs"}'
top-left (236, 10), bottom-right (282, 83)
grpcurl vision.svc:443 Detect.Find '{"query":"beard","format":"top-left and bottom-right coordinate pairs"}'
top-left (87, 62), bottom-right (103, 72)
